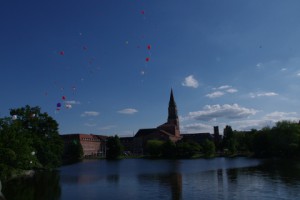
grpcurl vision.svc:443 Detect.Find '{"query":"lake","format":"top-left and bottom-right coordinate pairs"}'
top-left (2, 157), bottom-right (300, 200)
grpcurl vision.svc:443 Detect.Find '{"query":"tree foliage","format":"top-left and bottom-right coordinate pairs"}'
top-left (202, 139), bottom-right (215, 157)
top-left (0, 105), bottom-right (63, 180)
top-left (63, 140), bottom-right (83, 164)
top-left (146, 140), bottom-right (164, 157)
top-left (106, 135), bottom-right (123, 159)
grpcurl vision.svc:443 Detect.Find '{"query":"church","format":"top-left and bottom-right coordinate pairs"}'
top-left (120, 89), bottom-right (220, 155)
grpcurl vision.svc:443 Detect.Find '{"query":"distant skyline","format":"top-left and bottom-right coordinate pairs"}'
top-left (1, 0), bottom-right (300, 136)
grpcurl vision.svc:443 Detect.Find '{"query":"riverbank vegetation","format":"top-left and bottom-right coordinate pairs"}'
top-left (0, 105), bottom-right (64, 181)
top-left (142, 121), bottom-right (300, 159)
top-left (218, 121), bottom-right (300, 158)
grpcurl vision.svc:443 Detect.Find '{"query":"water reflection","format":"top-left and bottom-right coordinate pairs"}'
top-left (2, 171), bottom-right (61, 200)
top-left (3, 158), bottom-right (300, 200)
top-left (138, 173), bottom-right (182, 200)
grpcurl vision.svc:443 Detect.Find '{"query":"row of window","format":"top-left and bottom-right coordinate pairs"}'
top-left (81, 137), bottom-right (101, 142)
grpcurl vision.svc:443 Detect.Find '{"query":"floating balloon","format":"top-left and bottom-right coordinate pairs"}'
top-left (141, 10), bottom-right (145, 15)
top-left (147, 45), bottom-right (151, 50)
top-left (59, 51), bottom-right (65, 56)
top-left (65, 104), bottom-right (72, 109)
top-left (83, 46), bottom-right (88, 51)
top-left (57, 103), bottom-right (61, 107)
top-left (12, 115), bottom-right (17, 120)
top-left (145, 57), bottom-right (150, 62)
top-left (62, 96), bottom-right (66, 100)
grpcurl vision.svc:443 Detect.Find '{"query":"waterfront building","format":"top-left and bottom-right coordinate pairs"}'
top-left (61, 134), bottom-right (107, 157)
top-left (120, 89), bottom-right (219, 155)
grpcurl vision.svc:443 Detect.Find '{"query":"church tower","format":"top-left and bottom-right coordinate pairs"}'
top-left (167, 89), bottom-right (180, 136)
top-left (168, 89), bottom-right (179, 126)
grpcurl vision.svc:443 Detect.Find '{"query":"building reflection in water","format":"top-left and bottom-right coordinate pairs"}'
top-left (138, 172), bottom-right (182, 200)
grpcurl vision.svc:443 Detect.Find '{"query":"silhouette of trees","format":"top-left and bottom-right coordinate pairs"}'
top-left (106, 135), bottom-right (123, 159)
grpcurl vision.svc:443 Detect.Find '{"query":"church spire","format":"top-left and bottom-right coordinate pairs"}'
top-left (168, 89), bottom-right (179, 127)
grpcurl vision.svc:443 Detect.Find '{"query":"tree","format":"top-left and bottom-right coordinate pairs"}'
top-left (176, 141), bottom-right (201, 158)
top-left (106, 135), bottom-right (123, 159)
top-left (161, 140), bottom-right (176, 158)
top-left (9, 105), bottom-right (63, 168)
top-left (63, 140), bottom-right (84, 163)
top-left (202, 139), bottom-right (215, 157)
top-left (145, 140), bottom-right (164, 157)
top-left (222, 125), bottom-right (237, 154)
top-left (269, 121), bottom-right (300, 157)
top-left (0, 105), bottom-right (63, 169)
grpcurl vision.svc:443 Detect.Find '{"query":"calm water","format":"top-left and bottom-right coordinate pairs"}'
top-left (2, 157), bottom-right (300, 200)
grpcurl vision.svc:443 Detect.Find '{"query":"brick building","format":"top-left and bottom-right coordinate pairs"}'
top-left (61, 134), bottom-right (107, 157)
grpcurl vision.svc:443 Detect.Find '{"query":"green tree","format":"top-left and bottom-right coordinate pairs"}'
top-left (145, 140), bottom-right (164, 157)
top-left (269, 121), bottom-right (300, 157)
top-left (106, 135), bottom-right (123, 159)
top-left (222, 125), bottom-right (238, 154)
top-left (9, 105), bottom-right (63, 168)
top-left (63, 140), bottom-right (84, 163)
top-left (202, 139), bottom-right (215, 157)
top-left (176, 141), bottom-right (201, 158)
top-left (161, 140), bottom-right (176, 158)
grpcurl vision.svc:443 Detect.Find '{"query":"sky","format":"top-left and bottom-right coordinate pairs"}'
top-left (1, 0), bottom-right (300, 136)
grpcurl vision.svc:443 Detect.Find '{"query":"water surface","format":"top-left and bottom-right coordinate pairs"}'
top-left (3, 157), bottom-right (300, 200)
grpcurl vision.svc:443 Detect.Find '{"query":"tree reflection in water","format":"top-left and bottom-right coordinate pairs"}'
top-left (2, 171), bottom-right (61, 200)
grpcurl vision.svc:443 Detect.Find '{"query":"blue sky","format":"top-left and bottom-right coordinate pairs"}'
top-left (1, 0), bottom-right (300, 136)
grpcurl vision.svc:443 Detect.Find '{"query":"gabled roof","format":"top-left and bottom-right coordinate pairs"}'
top-left (135, 128), bottom-right (158, 137)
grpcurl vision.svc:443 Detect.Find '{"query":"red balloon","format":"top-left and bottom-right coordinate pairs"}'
top-left (147, 45), bottom-right (151, 50)
top-left (146, 57), bottom-right (150, 62)
top-left (141, 10), bottom-right (145, 15)
top-left (62, 96), bottom-right (66, 100)
top-left (59, 51), bottom-right (65, 56)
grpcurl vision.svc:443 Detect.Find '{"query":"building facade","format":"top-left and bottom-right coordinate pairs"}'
top-left (61, 134), bottom-right (107, 157)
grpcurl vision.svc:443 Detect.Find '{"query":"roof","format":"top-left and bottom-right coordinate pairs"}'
top-left (61, 133), bottom-right (108, 141)
top-left (181, 133), bottom-right (213, 140)
top-left (134, 128), bottom-right (159, 137)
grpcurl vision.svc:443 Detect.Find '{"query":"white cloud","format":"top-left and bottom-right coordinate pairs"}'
top-left (205, 91), bottom-right (224, 98)
top-left (188, 104), bottom-right (257, 121)
top-left (226, 88), bottom-right (238, 93)
top-left (181, 123), bottom-right (213, 133)
top-left (281, 68), bottom-right (287, 71)
top-left (229, 111), bottom-right (299, 131)
top-left (182, 75), bottom-right (199, 88)
top-left (117, 108), bottom-right (138, 114)
top-left (264, 111), bottom-right (298, 121)
top-left (217, 85), bottom-right (231, 90)
top-left (81, 111), bottom-right (100, 117)
top-left (297, 72), bottom-right (300, 76)
top-left (250, 92), bottom-right (278, 98)
top-left (210, 85), bottom-right (238, 96)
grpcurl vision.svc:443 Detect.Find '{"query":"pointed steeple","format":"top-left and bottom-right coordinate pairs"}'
top-left (168, 89), bottom-right (179, 128)
top-left (169, 89), bottom-right (176, 108)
